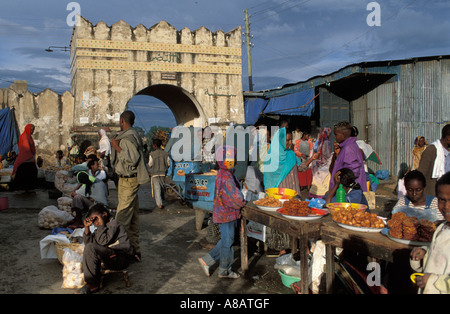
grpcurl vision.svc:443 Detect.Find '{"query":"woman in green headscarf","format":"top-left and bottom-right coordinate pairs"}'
top-left (263, 127), bottom-right (302, 195)
top-left (263, 127), bottom-right (302, 252)
top-left (69, 171), bottom-right (109, 228)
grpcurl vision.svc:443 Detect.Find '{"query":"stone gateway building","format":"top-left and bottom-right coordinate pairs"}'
top-left (0, 17), bottom-right (245, 164)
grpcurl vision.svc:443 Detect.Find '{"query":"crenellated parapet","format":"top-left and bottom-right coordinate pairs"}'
top-left (70, 16), bottom-right (244, 129)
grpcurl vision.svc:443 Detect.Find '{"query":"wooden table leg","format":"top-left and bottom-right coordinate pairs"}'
top-left (325, 244), bottom-right (335, 294)
top-left (291, 236), bottom-right (298, 254)
top-left (240, 218), bottom-right (248, 275)
top-left (194, 209), bottom-right (205, 231)
top-left (299, 236), bottom-right (309, 294)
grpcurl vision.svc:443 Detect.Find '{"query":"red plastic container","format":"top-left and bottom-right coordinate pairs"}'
top-left (0, 197), bottom-right (8, 211)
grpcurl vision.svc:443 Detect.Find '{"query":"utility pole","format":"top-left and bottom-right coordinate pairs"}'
top-left (244, 9), bottom-right (253, 91)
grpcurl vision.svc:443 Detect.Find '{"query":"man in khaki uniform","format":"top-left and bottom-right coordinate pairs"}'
top-left (110, 111), bottom-right (150, 261)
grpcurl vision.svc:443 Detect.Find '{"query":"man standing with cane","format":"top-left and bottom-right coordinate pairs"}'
top-left (110, 110), bottom-right (150, 262)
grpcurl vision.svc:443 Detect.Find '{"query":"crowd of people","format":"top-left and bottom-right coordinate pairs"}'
top-left (2, 112), bottom-right (449, 294)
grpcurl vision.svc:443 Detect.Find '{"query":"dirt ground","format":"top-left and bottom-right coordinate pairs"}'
top-left (0, 182), bottom-right (293, 295)
top-left (0, 179), bottom-right (400, 295)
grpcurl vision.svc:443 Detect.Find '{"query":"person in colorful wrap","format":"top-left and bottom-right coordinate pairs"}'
top-left (263, 127), bottom-right (302, 252)
top-left (198, 145), bottom-right (246, 279)
top-left (66, 134), bottom-right (80, 165)
top-left (264, 127), bottom-right (302, 196)
top-left (328, 121), bottom-right (367, 194)
top-left (309, 127), bottom-right (333, 199)
top-left (12, 124), bottom-right (37, 193)
top-left (410, 136), bottom-right (428, 171)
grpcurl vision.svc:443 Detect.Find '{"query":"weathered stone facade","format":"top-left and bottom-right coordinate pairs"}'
top-left (0, 17), bottom-right (245, 166)
top-left (71, 17), bottom-right (244, 129)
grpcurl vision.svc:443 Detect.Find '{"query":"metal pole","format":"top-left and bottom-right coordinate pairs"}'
top-left (244, 9), bottom-right (253, 91)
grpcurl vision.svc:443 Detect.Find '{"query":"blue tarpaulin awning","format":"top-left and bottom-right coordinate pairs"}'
top-left (244, 97), bottom-right (268, 125)
top-left (244, 88), bottom-right (317, 124)
top-left (262, 88), bottom-right (316, 116)
top-left (0, 107), bottom-right (19, 158)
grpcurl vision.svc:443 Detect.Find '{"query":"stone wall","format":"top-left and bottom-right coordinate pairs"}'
top-left (0, 81), bottom-right (74, 166)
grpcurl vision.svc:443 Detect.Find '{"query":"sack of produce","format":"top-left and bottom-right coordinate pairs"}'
top-left (61, 244), bottom-right (85, 289)
top-left (38, 205), bottom-right (74, 229)
top-left (57, 196), bottom-right (74, 216)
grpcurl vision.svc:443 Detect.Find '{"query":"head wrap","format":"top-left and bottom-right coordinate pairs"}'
top-left (263, 127), bottom-right (301, 188)
top-left (12, 124), bottom-right (36, 175)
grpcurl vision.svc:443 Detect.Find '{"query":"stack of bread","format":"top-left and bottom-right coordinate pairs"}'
top-left (387, 212), bottom-right (436, 242)
top-left (417, 220), bottom-right (437, 242)
top-left (402, 216), bottom-right (419, 240)
top-left (387, 212), bottom-right (404, 238)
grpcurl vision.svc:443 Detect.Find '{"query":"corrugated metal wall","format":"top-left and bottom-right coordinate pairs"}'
top-left (352, 81), bottom-right (396, 174)
top-left (397, 59), bottom-right (450, 176)
top-left (351, 58), bottom-right (450, 179)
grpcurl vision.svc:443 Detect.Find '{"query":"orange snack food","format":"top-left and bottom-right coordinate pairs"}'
top-left (282, 199), bottom-right (311, 216)
top-left (332, 208), bottom-right (385, 228)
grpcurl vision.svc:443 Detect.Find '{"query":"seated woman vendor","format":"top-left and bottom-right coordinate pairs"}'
top-left (325, 167), bottom-right (369, 211)
top-left (392, 169), bottom-right (442, 220)
top-left (68, 171), bottom-right (109, 228)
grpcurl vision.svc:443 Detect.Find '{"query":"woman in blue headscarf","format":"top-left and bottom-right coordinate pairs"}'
top-left (263, 127), bottom-right (302, 195)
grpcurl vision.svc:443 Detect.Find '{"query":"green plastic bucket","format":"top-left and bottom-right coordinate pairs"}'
top-left (278, 269), bottom-right (300, 288)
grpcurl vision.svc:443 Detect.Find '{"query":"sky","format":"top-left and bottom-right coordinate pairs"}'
top-left (1, 0), bottom-right (449, 131)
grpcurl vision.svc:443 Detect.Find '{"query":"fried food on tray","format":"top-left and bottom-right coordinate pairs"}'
top-left (254, 196), bottom-right (282, 207)
top-left (332, 208), bottom-right (385, 228)
top-left (282, 199), bottom-right (311, 216)
top-left (387, 212), bottom-right (436, 242)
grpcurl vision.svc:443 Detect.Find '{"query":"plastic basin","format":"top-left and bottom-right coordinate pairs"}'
top-left (265, 188), bottom-right (297, 200)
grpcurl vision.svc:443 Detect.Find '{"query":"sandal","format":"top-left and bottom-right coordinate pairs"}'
top-left (218, 271), bottom-right (240, 279)
top-left (76, 285), bottom-right (99, 294)
top-left (290, 281), bottom-right (302, 294)
top-left (198, 258), bottom-right (210, 277)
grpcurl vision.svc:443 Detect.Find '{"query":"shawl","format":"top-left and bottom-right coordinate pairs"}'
top-left (12, 124), bottom-right (35, 175)
top-left (213, 145), bottom-right (246, 223)
top-left (329, 136), bottom-right (367, 192)
top-left (431, 140), bottom-right (447, 179)
top-left (311, 128), bottom-right (333, 184)
top-left (98, 129), bottom-right (111, 156)
top-left (263, 127), bottom-right (301, 188)
top-left (411, 136), bottom-right (428, 170)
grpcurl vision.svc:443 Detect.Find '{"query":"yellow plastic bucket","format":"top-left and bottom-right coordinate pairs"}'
top-left (265, 188), bottom-right (297, 200)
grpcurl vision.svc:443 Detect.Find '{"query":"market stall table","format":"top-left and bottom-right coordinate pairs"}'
top-left (240, 204), bottom-right (330, 294)
top-left (320, 221), bottom-right (415, 293)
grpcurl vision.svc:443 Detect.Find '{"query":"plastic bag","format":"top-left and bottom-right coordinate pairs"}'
top-left (392, 205), bottom-right (438, 222)
top-left (55, 171), bottom-right (78, 194)
top-left (375, 169), bottom-right (389, 180)
top-left (39, 234), bottom-right (70, 259)
top-left (61, 244), bottom-right (85, 289)
top-left (57, 196), bottom-right (75, 217)
top-left (274, 253), bottom-right (300, 269)
top-left (38, 205), bottom-right (74, 229)
top-left (305, 198), bottom-right (326, 209)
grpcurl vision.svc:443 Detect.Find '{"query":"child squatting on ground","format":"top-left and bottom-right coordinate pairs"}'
top-left (78, 203), bottom-right (134, 294)
top-left (410, 171), bottom-right (450, 294)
